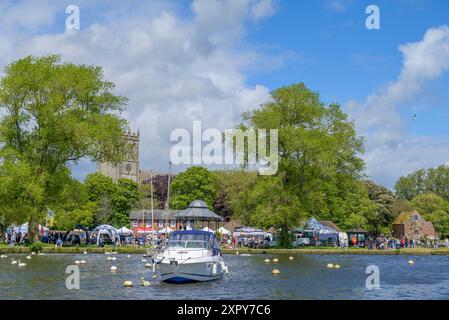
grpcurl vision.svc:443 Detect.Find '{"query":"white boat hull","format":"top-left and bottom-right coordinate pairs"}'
top-left (157, 256), bottom-right (226, 283)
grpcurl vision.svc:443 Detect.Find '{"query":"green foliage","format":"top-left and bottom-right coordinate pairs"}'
top-left (236, 83), bottom-right (371, 243)
top-left (138, 183), bottom-right (158, 210)
top-left (83, 173), bottom-right (141, 227)
top-left (395, 165), bottom-right (449, 201)
top-left (169, 166), bottom-right (217, 210)
top-left (0, 55), bottom-right (127, 241)
top-left (410, 193), bottom-right (449, 237)
top-left (28, 241), bottom-right (44, 253)
top-left (213, 170), bottom-right (258, 221)
top-left (362, 180), bottom-right (404, 234)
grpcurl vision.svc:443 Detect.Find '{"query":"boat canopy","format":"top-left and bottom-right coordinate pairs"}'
top-left (169, 230), bottom-right (220, 253)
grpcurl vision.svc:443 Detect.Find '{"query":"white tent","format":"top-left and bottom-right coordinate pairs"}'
top-left (158, 227), bottom-right (173, 234)
top-left (12, 223), bottom-right (48, 235)
top-left (217, 227), bottom-right (231, 235)
top-left (202, 226), bottom-right (216, 233)
top-left (91, 225), bottom-right (120, 244)
top-left (117, 226), bottom-right (133, 236)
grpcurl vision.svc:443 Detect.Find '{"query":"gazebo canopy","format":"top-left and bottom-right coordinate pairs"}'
top-left (175, 200), bottom-right (223, 221)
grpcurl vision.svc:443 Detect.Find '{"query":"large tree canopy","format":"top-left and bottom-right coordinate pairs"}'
top-left (236, 83), bottom-right (372, 244)
top-left (0, 55), bottom-right (127, 241)
top-left (169, 166), bottom-right (217, 210)
top-left (410, 193), bottom-right (449, 238)
top-left (395, 165), bottom-right (449, 201)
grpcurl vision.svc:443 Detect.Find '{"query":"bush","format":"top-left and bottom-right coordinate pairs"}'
top-left (28, 241), bottom-right (44, 253)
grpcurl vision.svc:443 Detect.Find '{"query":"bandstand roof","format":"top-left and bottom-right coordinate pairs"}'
top-left (175, 200), bottom-right (223, 221)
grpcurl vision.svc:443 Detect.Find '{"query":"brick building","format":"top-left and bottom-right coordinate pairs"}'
top-left (392, 211), bottom-right (437, 240)
top-left (129, 209), bottom-right (183, 234)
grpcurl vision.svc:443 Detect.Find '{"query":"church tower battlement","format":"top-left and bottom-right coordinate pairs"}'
top-left (98, 129), bottom-right (140, 183)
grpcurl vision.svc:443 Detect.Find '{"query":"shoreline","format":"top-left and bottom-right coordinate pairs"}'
top-left (1, 246), bottom-right (449, 255)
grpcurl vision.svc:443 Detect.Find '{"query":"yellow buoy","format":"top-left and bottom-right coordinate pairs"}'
top-left (273, 258), bottom-right (279, 263)
top-left (289, 256), bottom-right (294, 260)
top-left (334, 264), bottom-right (341, 269)
top-left (145, 263), bottom-right (152, 268)
top-left (83, 251), bottom-right (87, 255)
top-left (264, 258), bottom-right (270, 263)
top-left (408, 260), bottom-right (415, 265)
top-left (80, 260), bottom-right (87, 264)
top-left (111, 266), bottom-right (117, 272)
top-left (236, 250), bottom-right (239, 255)
top-left (272, 269), bottom-right (281, 275)
top-left (123, 280), bottom-right (133, 287)
top-left (74, 260), bottom-right (80, 264)
top-left (127, 255), bottom-right (131, 258)
top-left (326, 263), bottom-right (334, 268)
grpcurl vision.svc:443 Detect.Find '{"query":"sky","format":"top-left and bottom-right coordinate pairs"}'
top-left (0, 0), bottom-right (448, 189)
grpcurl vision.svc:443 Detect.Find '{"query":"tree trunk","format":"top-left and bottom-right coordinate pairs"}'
top-left (28, 215), bottom-right (40, 243)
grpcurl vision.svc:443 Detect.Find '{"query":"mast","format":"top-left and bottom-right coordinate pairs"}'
top-left (150, 170), bottom-right (154, 233)
top-left (166, 161), bottom-right (172, 232)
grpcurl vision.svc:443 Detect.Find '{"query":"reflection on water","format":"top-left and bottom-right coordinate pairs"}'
top-left (0, 253), bottom-right (449, 300)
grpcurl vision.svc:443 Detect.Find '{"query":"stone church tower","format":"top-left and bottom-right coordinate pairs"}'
top-left (98, 130), bottom-right (140, 183)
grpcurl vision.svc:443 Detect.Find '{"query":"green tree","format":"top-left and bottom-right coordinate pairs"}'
top-left (54, 202), bottom-right (97, 230)
top-left (395, 165), bottom-right (449, 201)
top-left (169, 166), bottom-right (217, 210)
top-left (395, 168), bottom-right (429, 200)
top-left (0, 55), bottom-right (127, 241)
top-left (213, 170), bottom-right (258, 221)
top-left (111, 178), bottom-right (141, 227)
top-left (362, 180), bottom-right (404, 234)
top-left (410, 193), bottom-right (449, 237)
top-left (238, 175), bottom-right (302, 247)
top-left (84, 173), bottom-right (141, 227)
top-left (239, 83), bottom-right (367, 243)
top-left (138, 183), bottom-right (159, 210)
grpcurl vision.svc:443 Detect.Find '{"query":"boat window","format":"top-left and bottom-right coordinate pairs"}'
top-left (185, 241), bottom-right (209, 249)
top-left (167, 241), bottom-right (185, 249)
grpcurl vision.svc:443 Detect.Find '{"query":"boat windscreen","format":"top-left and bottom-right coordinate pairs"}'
top-left (171, 233), bottom-right (210, 241)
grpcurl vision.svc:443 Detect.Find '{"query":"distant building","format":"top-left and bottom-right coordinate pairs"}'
top-left (98, 130), bottom-right (140, 183)
top-left (129, 209), bottom-right (182, 234)
top-left (392, 211), bottom-right (437, 240)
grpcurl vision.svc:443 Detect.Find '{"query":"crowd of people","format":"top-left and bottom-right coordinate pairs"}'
top-left (364, 235), bottom-right (449, 250)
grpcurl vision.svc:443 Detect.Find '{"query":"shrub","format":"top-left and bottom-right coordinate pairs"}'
top-left (28, 241), bottom-right (44, 253)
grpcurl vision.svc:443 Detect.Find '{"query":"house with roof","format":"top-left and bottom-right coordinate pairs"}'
top-left (392, 211), bottom-right (437, 240)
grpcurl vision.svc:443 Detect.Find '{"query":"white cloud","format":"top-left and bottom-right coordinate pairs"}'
top-left (0, 0), bottom-right (283, 177)
top-left (346, 25), bottom-right (449, 188)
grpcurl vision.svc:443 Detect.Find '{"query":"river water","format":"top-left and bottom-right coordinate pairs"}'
top-left (1, 253), bottom-right (448, 300)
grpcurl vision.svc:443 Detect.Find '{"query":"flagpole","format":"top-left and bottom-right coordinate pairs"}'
top-left (166, 161), bottom-right (172, 233)
top-left (150, 170), bottom-right (154, 234)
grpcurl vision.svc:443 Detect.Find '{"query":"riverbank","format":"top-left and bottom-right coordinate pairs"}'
top-left (221, 247), bottom-right (449, 255)
top-left (1, 244), bottom-right (449, 255)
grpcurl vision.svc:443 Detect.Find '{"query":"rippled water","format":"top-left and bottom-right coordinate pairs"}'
top-left (1, 253), bottom-right (449, 300)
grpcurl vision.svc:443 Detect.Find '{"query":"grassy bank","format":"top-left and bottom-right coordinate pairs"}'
top-left (221, 247), bottom-right (449, 255)
top-left (2, 244), bottom-right (449, 255)
top-left (0, 244), bottom-right (149, 254)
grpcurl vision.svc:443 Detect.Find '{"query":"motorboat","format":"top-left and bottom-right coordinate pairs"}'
top-left (152, 230), bottom-right (228, 283)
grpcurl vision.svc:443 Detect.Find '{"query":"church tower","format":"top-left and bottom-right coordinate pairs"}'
top-left (98, 130), bottom-right (140, 183)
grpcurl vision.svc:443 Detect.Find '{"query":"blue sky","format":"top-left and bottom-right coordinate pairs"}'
top-left (0, 0), bottom-right (448, 189)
